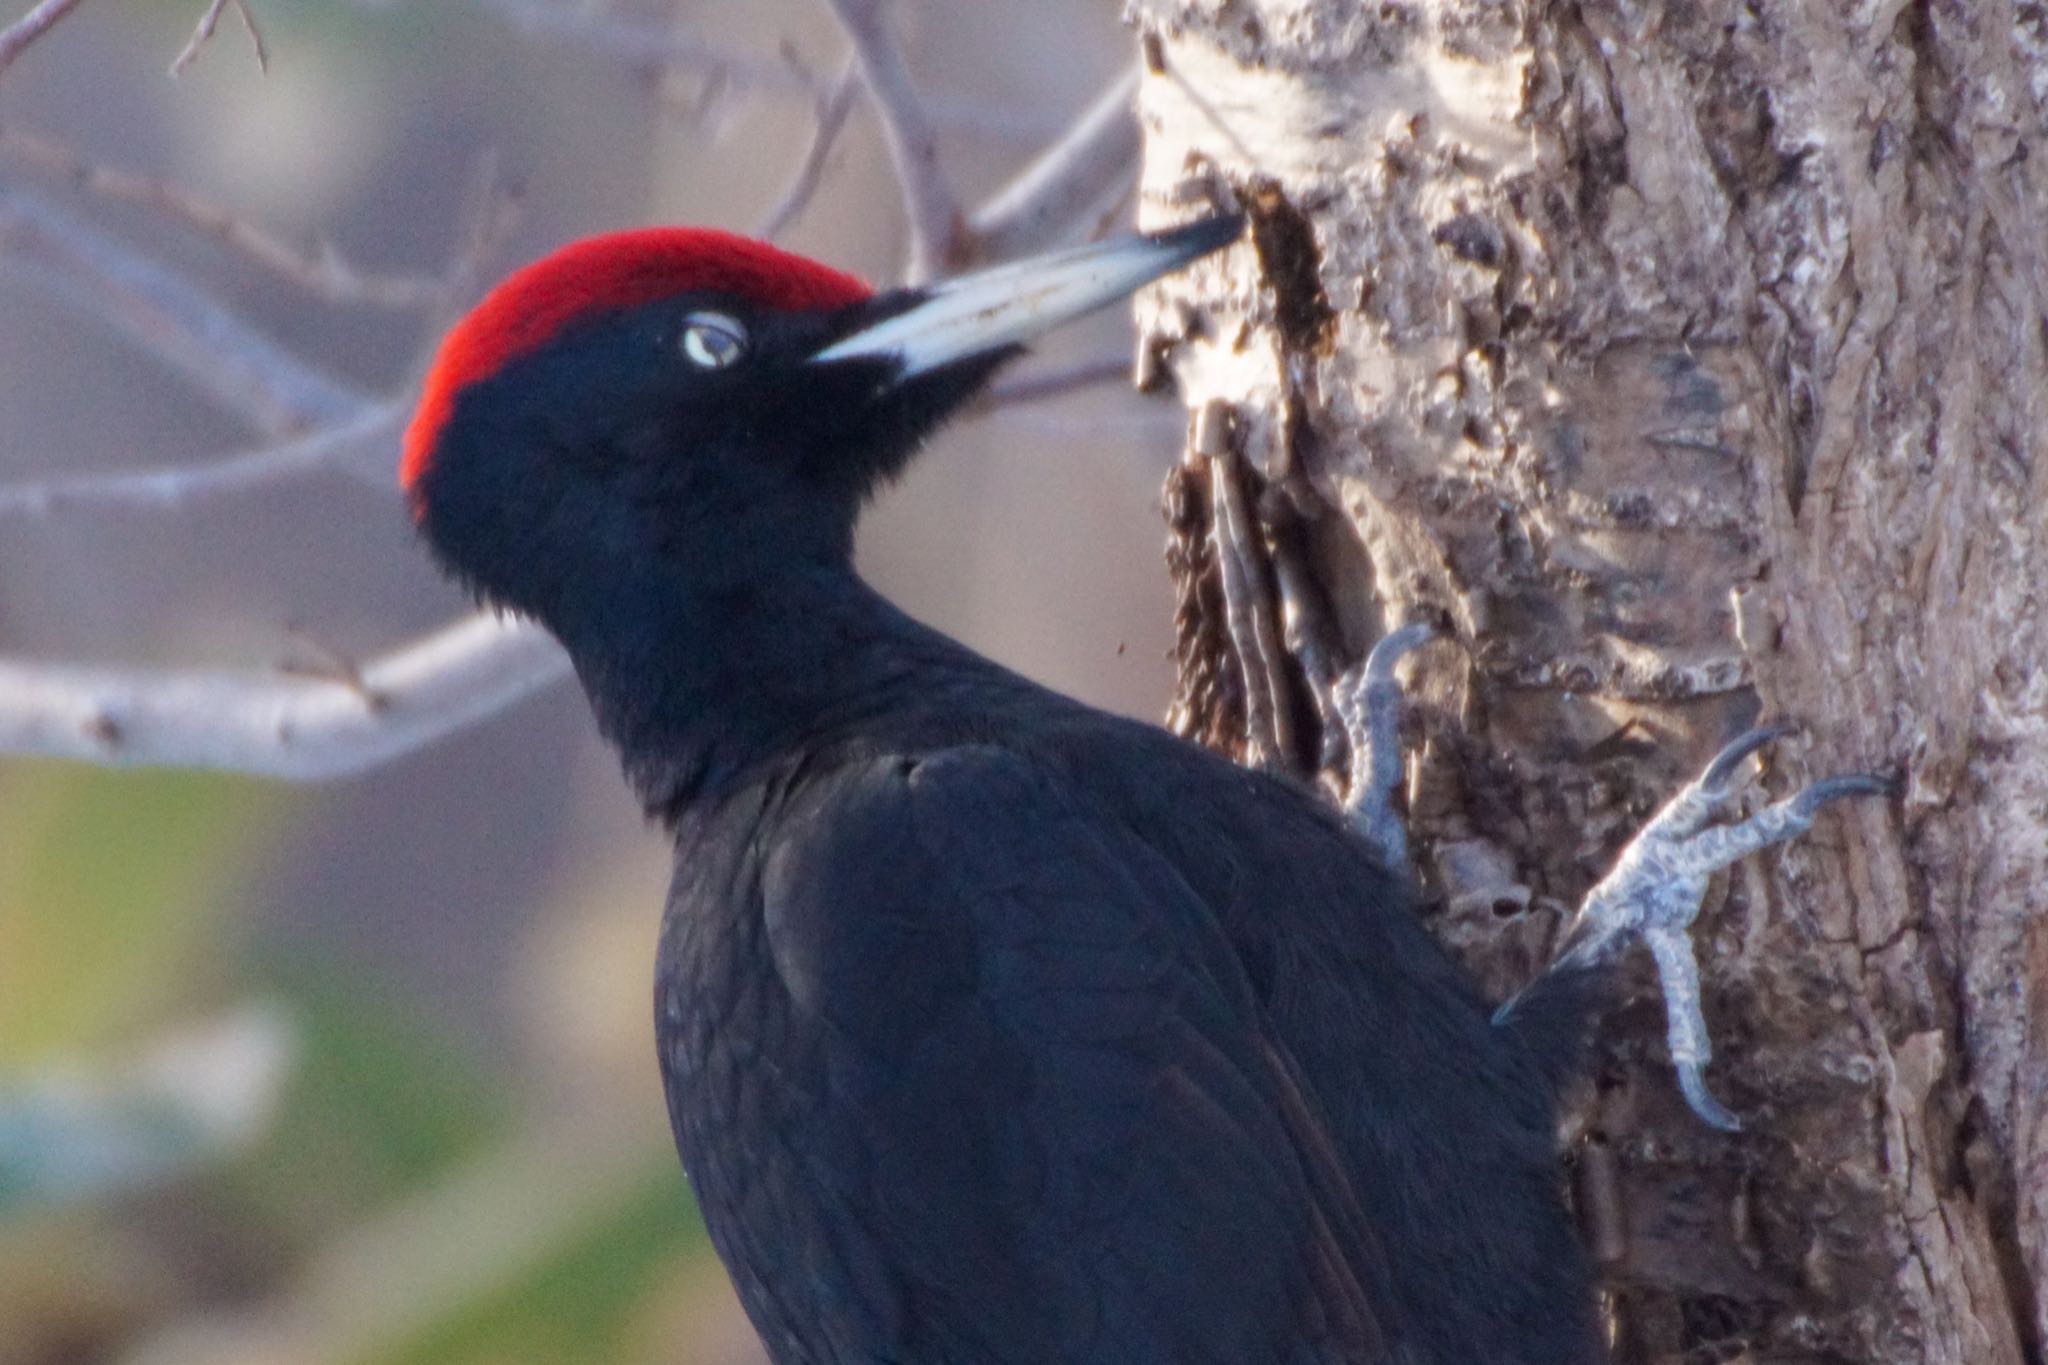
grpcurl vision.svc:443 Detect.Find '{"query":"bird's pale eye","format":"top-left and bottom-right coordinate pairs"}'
top-left (680, 313), bottom-right (748, 370)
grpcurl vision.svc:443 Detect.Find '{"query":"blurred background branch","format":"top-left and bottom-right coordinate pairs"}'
top-left (468, 0), bottom-right (819, 96)
top-left (169, 0), bottom-right (266, 78)
top-left (756, 59), bottom-right (856, 243)
top-left (0, 123), bottom-right (442, 306)
top-left (966, 67), bottom-right (1138, 259)
top-left (0, 612), bottom-right (571, 779)
top-left (0, 400), bottom-right (406, 516)
top-left (0, 0), bottom-right (86, 77)
top-left (822, 0), bottom-right (960, 279)
top-left (1, 190), bottom-right (371, 433)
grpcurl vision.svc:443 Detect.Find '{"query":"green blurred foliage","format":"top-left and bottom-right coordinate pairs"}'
top-left (231, 960), bottom-right (510, 1232)
top-left (384, 1165), bottom-right (707, 1365)
top-left (0, 764), bottom-right (285, 1062)
top-left (0, 757), bottom-right (729, 1362)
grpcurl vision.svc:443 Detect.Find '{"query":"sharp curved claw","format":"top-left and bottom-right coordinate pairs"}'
top-left (1537, 728), bottom-right (1887, 1136)
top-left (1676, 1062), bottom-right (1744, 1133)
top-left (1338, 622), bottom-right (1440, 881)
top-left (1792, 773), bottom-right (1891, 818)
top-left (1698, 722), bottom-right (1799, 793)
top-left (1361, 621), bottom-right (1438, 685)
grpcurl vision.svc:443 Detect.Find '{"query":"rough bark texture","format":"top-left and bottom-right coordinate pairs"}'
top-left (1130, 2), bottom-right (2047, 1362)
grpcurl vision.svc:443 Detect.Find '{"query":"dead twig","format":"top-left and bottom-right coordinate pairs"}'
top-left (278, 625), bottom-right (379, 705)
top-left (169, 0), bottom-right (266, 77)
top-left (0, 191), bottom-right (369, 435)
top-left (0, 0), bottom-right (86, 77)
top-left (0, 124), bottom-right (445, 306)
top-left (472, 0), bottom-right (815, 96)
top-left (822, 0), bottom-right (961, 280)
top-left (0, 155), bottom-right (515, 522)
top-left (758, 60), bottom-right (859, 242)
top-left (402, 149), bottom-right (522, 368)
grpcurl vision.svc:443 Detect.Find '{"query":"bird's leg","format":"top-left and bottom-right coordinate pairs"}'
top-left (1549, 725), bottom-right (1887, 1130)
top-left (1332, 622), bottom-right (1436, 880)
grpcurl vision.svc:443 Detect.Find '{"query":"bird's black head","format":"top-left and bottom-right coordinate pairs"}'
top-left (402, 217), bottom-right (1241, 628)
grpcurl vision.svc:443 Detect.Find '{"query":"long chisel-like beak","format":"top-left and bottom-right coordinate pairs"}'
top-left (812, 213), bottom-right (1243, 378)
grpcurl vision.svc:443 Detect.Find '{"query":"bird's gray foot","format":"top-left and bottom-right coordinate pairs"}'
top-left (1548, 724), bottom-right (1886, 1130)
top-left (1333, 622), bottom-right (1436, 880)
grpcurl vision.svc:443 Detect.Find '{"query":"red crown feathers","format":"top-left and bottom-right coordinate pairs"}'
top-left (401, 227), bottom-right (873, 495)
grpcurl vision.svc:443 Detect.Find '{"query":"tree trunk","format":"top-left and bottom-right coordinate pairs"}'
top-left (1130, 3), bottom-right (2047, 1361)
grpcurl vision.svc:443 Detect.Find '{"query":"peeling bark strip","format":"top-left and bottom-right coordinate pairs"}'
top-left (1164, 453), bottom-right (1247, 761)
top-left (1132, 2), bottom-right (2047, 1362)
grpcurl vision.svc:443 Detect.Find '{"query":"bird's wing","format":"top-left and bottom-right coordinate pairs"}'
top-left (753, 745), bottom-right (1399, 1365)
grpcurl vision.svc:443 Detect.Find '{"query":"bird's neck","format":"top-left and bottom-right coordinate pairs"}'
top-left (547, 561), bottom-right (974, 819)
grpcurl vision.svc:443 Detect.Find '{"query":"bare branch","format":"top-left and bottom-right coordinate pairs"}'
top-left (968, 69), bottom-right (1140, 260)
top-left (471, 0), bottom-right (815, 95)
top-left (0, 158), bottom-right (513, 522)
top-left (0, 191), bottom-right (369, 435)
top-left (0, 0), bottom-right (86, 77)
top-left (0, 613), bottom-right (571, 781)
top-left (823, 0), bottom-right (961, 280)
top-left (405, 150), bottom-right (521, 354)
top-left (0, 401), bottom-right (404, 518)
top-left (758, 61), bottom-right (859, 242)
top-left (0, 124), bottom-right (445, 306)
top-left (169, 0), bottom-right (266, 78)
